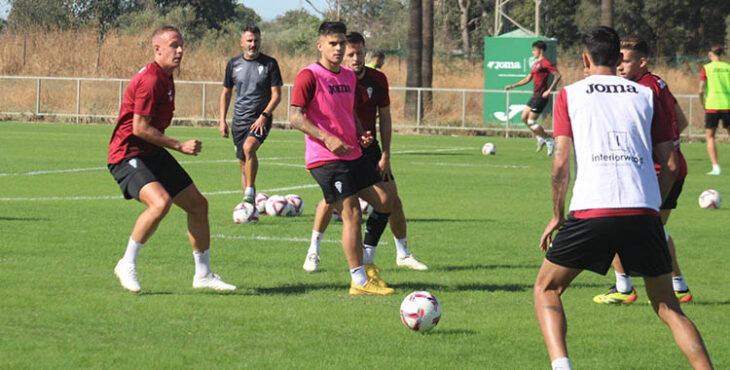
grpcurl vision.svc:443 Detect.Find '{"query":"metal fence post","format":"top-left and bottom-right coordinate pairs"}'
top-left (416, 89), bottom-right (422, 133)
top-left (76, 79), bottom-right (81, 123)
top-left (201, 83), bottom-right (207, 121)
top-left (461, 90), bottom-right (466, 128)
top-left (35, 78), bottom-right (41, 115)
top-left (118, 81), bottom-right (124, 110)
top-left (286, 85), bottom-right (292, 125)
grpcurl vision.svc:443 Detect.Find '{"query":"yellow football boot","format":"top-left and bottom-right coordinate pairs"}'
top-left (349, 279), bottom-right (395, 296)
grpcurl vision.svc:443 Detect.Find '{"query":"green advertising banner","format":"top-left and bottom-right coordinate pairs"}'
top-left (484, 31), bottom-right (557, 127)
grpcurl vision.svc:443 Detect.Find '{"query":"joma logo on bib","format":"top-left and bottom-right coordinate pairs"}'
top-left (328, 84), bottom-right (352, 94)
top-left (586, 83), bottom-right (639, 94)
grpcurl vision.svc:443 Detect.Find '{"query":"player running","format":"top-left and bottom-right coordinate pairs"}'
top-left (699, 45), bottom-right (730, 176)
top-left (289, 22), bottom-right (394, 296)
top-left (108, 26), bottom-right (235, 292)
top-left (593, 35), bottom-right (693, 304)
top-left (504, 40), bottom-right (560, 156)
top-left (534, 26), bottom-right (712, 370)
top-left (302, 32), bottom-right (427, 273)
top-left (219, 25), bottom-right (283, 204)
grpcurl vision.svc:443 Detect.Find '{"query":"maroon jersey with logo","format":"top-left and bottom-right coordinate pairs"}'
top-left (108, 62), bottom-right (175, 164)
top-left (638, 72), bottom-right (688, 180)
top-left (354, 67), bottom-right (390, 134)
top-left (531, 58), bottom-right (557, 98)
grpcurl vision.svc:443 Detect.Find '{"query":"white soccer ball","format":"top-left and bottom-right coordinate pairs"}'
top-left (232, 202), bottom-right (258, 224)
top-left (400, 291), bottom-right (441, 333)
top-left (255, 193), bottom-right (269, 214)
top-left (482, 142), bottom-right (496, 155)
top-left (698, 189), bottom-right (722, 209)
top-left (265, 195), bottom-right (289, 216)
top-left (285, 194), bottom-right (304, 216)
top-left (359, 197), bottom-right (373, 216)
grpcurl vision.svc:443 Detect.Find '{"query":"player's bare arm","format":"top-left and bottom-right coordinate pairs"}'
top-left (353, 110), bottom-right (373, 148)
top-left (540, 136), bottom-right (572, 251)
top-left (698, 80), bottom-right (706, 107)
top-left (251, 85), bottom-right (282, 135)
top-left (654, 140), bottom-right (679, 201)
top-left (290, 105), bottom-right (352, 156)
top-left (505, 74), bottom-right (532, 90)
top-left (377, 105), bottom-right (393, 177)
top-left (218, 86), bottom-right (233, 137)
top-left (542, 70), bottom-right (562, 99)
top-left (675, 103), bottom-right (689, 133)
top-left (132, 113), bottom-right (201, 155)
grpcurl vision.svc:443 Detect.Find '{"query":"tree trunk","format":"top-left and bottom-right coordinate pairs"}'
top-left (96, 32), bottom-right (103, 71)
top-left (405, 0), bottom-right (422, 120)
top-left (22, 31), bottom-right (27, 67)
top-left (421, 0), bottom-right (434, 110)
top-left (601, 0), bottom-right (614, 28)
top-left (457, 0), bottom-right (471, 59)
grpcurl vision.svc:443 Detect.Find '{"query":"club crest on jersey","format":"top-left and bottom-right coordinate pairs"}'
top-left (334, 181), bottom-right (343, 193)
top-left (367, 87), bottom-right (373, 99)
top-left (586, 83), bottom-right (638, 94)
top-left (328, 84), bottom-right (351, 95)
top-left (258, 65), bottom-right (264, 75)
top-left (129, 159), bottom-right (138, 168)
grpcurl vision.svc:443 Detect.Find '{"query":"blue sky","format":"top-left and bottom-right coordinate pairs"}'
top-left (0, 1), bottom-right (327, 21)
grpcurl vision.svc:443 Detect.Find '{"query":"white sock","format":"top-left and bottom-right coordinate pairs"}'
top-left (712, 164), bottom-right (721, 172)
top-left (536, 135), bottom-right (544, 143)
top-left (551, 357), bottom-right (572, 370)
top-left (615, 271), bottom-right (633, 293)
top-left (121, 236), bottom-right (143, 264)
top-left (673, 275), bottom-right (688, 292)
top-left (363, 244), bottom-right (377, 265)
top-left (244, 187), bottom-right (255, 199)
top-left (308, 231), bottom-right (323, 255)
top-left (193, 249), bottom-right (211, 278)
top-left (350, 265), bottom-right (368, 286)
top-left (395, 237), bottom-right (410, 258)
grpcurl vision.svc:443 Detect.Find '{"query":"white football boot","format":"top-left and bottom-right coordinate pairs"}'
top-left (114, 260), bottom-right (141, 292)
top-left (302, 253), bottom-right (320, 272)
top-left (193, 273), bottom-right (237, 291)
top-left (546, 138), bottom-right (555, 156)
top-left (396, 254), bottom-right (428, 271)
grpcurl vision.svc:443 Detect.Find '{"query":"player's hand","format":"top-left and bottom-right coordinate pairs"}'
top-left (504, 84), bottom-right (512, 90)
top-left (359, 130), bottom-right (374, 148)
top-left (324, 135), bottom-right (352, 156)
top-left (542, 91), bottom-right (550, 99)
top-left (251, 115), bottom-right (268, 135)
top-left (378, 154), bottom-right (391, 179)
top-left (218, 122), bottom-right (229, 138)
top-left (180, 140), bottom-right (202, 156)
top-left (539, 216), bottom-right (564, 252)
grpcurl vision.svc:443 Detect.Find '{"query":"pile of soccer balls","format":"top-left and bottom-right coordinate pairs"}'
top-left (232, 193), bottom-right (304, 224)
top-left (331, 197), bottom-right (373, 221)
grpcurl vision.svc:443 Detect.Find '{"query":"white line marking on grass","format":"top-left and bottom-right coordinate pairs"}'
top-left (393, 146), bottom-right (473, 154)
top-left (411, 161), bottom-right (530, 169)
top-left (0, 184), bottom-right (319, 202)
top-left (0, 166), bottom-right (107, 177)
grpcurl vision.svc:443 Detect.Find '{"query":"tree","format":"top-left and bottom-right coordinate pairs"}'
top-left (155, 0), bottom-right (236, 30)
top-left (72, 0), bottom-right (136, 70)
top-left (601, 0), bottom-right (613, 28)
top-left (7, 0), bottom-right (75, 67)
top-left (261, 9), bottom-right (321, 55)
top-left (405, 0), bottom-right (422, 119)
top-left (457, 0), bottom-right (471, 57)
top-left (422, 0), bottom-right (434, 109)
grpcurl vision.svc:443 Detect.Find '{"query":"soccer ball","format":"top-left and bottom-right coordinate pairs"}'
top-left (265, 195), bottom-right (289, 216)
top-left (482, 142), bottom-right (496, 155)
top-left (285, 194), bottom-right (304, 216)
top-left (698, 189), bottom-right (722, 209)
top-left (359, 197), bottom-right (373, 216)
top-left (400, 291), bottom-right (441, 333)
top-left (232, 202), bottom-right (258, 224)
top-left (255, 193), bottom-right (269, 214)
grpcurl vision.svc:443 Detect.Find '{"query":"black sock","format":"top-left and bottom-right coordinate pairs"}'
top-left (364, 211), bottom-right (390, 247)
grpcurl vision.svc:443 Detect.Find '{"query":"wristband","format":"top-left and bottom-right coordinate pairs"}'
top-left (261, 112), bottom-right (271, 118)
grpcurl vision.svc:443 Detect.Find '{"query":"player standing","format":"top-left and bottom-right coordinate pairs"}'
top-left (219, 25), bottom-right (283, 204)
top-left (302, 32), bottom-right (427, 273)
top-left (365, 51), bottom-right (385, 69)
top-left (534, 26), bottom-right (712, 370)
top-left (593, 35), bottom-right (693, 304)
top-left (505, 40), bottom-right (560, 156)
top-left (290, 22), bottom-right (394, 295)
top-left (108, 26), bottom-right (235, 292)
top-left (699, 46), bottom-right (730, 176)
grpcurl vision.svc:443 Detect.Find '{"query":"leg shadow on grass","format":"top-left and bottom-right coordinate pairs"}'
top-left (427, 329), bottom-right (477, 336)
top-left (253, 283), bottom-right (350, 295)
top-left (434, 264), bottom-right (539, 272)
top-left (0, 216), bottom-right (51, 221)
top-left (406, 218), bottom-right (494, 224)
top-left (391, 281), bottom-right (529, 293)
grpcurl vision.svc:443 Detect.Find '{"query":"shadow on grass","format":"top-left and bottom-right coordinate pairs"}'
top-left (687, 300), bottom-right (730, 306)
top-left (0, 216), bottom-right (50, 221)
top-left (407, 218), bottom-right (494, 223)
top-left (434, 264), bottom-right (539, 272)
top-left (253, 283), bottom-right (350, 295)
top-left (428, 328), bottom-right (477, 336)
top-left (391, 281), bottom-right (530, 293)
top-left (400, 152), bottom-right (469, 156)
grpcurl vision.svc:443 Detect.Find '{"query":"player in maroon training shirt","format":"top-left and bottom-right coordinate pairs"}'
top-left (108, 26), bottom-right (235, 293)
top-left (505, 40), bottom-right (561, 156)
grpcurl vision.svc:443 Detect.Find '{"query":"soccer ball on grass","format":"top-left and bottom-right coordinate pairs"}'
top-left (400, 291), bottom-right (441, 332)
top-left (698, 189), bottom-right (722, 209)
top-left (232, 202), bottom-right (258, 224)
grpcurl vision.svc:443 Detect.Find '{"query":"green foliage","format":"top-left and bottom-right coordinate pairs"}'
top-left (339, 0), bottom-right (408, 51)
top-left (261, 9), bottom-right (321, 55)
top-left (7, 0), bottom-right (76, 31)
top-left (155, 0), bottom-right (236, 30)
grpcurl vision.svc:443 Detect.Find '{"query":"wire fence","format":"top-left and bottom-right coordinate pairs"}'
top-left (0, 75), bottom-right (725, 141)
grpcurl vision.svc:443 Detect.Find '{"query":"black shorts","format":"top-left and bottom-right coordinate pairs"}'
top-left (705, 112), bottom-right (730, 129)
top-left (660, 178), bottom-right (684, 210)
top-left (108, 149), bottom-right (193, 201)
top-left (232, 115), bottom-right (273, 160)
top-left (527, 96), bottom-right (549, 114)
top-left (362, 140), bottom-right (394, 182)
top-left (310, 156), bottom-right (382, 204)
top-left (546, 214), bottom-right (671, 277)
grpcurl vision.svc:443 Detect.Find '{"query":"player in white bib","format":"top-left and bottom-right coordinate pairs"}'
top-left (533, 26), bottom-right (712, 370)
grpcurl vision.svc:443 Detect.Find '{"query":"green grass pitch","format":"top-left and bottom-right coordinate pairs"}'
top-left (1, 122), bottom-right (728, 369)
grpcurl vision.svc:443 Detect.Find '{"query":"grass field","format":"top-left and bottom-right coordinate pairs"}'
top-left (1, 122), bottom-right (728, 369)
